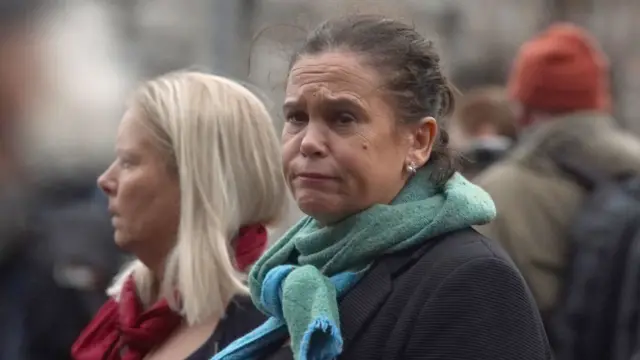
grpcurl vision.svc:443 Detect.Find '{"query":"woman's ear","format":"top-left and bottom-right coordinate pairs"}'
top-left (406, 117), bottom-right (437, 167)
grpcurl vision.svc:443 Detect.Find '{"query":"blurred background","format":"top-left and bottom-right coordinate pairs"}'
top-left (1, 0), bottom-right (639, 358)
top-left (17, 0), bottom-right (640, 234)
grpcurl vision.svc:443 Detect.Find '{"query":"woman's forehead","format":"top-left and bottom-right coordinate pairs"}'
top-left (116, 110), bottom-right (156, 151)
top-left (286, 52), bottom-right (381, 99)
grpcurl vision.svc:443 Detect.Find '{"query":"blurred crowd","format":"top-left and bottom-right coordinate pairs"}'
top-left (2, 0), bottom-right (640, 359)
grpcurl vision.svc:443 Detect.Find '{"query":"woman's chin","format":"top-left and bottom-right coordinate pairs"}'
top-left (113, 230), bottom-right (134, 251)
top-left (297, 197), bottom-right (335, 217)
top-left (295, 195), bottom-right (348, 225)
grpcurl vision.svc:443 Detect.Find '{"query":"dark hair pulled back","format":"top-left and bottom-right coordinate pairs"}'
top-left (289, 14), bottom-right (460, 185)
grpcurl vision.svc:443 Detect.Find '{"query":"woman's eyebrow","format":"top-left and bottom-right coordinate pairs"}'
top-left (321, 97), bottom-right (363, 110)
top-left (283, 94), bottom-right (365, 113)
top-left (282, 100), bottom-right (300, 113)
top-left (115, 147), bottom-right (137, 157)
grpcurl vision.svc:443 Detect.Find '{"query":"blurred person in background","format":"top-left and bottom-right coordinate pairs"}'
top-left (452, 86), bottom-right (518, 178)
top-left (41, 185), bottom-right (121, 315)
top-left (475, 23), bottom-right (640, 328)
top-left (0, 0), bottom-right (93, 359)
top-left (214, 15), bottom-right (550, 360)
top-left (19, 0), bottom-right (133, 318)
top-left (72, 72), bottom-right (288, 360)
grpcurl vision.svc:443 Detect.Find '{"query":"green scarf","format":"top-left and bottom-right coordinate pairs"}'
top-left (248, 168), bottom-right (496, 359)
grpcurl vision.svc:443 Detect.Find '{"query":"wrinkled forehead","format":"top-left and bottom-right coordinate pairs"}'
top-left (285, 52), bottom-right (384, 107)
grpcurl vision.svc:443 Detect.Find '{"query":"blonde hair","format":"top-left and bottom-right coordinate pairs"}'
top-left (107, 71), bottom-right (287, 325)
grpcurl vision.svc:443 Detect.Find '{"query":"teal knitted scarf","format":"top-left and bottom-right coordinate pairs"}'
top-left (212, 168), bottom-right (496, 360)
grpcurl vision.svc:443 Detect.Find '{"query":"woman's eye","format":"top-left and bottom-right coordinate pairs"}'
top-left (335, 112), bottom-right (356, 125)
top-left (285, 112), bottom-right (308, 124)
top-left (119, 158), bottom-right (132, 169)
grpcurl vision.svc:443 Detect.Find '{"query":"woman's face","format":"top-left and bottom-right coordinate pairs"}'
top-left (282, 51), bottom-right (436, 224)
top-left (98, 109), bottom-right (180, 269)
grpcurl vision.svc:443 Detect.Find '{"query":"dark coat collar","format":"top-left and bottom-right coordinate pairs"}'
top-left (338, 236), bottom-right (440, 346)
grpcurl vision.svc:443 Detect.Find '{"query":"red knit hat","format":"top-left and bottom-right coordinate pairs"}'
top-left (507, 23), bottom-right (611, 113)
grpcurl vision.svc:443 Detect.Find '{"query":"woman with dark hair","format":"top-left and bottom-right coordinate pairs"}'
top-left (214, 15), bottom-right (551, 360)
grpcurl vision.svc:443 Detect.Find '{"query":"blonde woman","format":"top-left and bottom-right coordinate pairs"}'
top-left (72, 72), bottom-right (287, 360)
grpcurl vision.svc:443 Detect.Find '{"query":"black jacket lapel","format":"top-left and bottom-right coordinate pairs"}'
top-left (338, 236), bottom-right (441, 348)
top-left (338, 260), bottom-right (392, 346)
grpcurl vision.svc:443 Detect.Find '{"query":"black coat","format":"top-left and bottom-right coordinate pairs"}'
top-left (265, 228), bottom-right (552, 359)
top-left (0, 185), bottom-right (92, 360)
top-left (188, 296), bottom-right (267, 359)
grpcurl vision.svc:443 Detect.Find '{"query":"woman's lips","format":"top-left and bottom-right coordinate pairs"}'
top-left (295, 172), bottom-right (338, 186)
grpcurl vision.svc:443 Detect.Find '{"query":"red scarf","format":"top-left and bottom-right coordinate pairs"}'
top-left (71, 224), bottom-right (267, 360)
top-left (234, 224), bottom-right (267, 272)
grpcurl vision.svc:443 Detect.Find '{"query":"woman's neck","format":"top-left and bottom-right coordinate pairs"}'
top-left (141, 261), bottom-right (165, 307)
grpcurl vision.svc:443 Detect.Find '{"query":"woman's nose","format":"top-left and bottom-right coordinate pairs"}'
top-left (300, 122), bottom-right (328, 158)
top-left (97, 167), bottom-right (116, 196)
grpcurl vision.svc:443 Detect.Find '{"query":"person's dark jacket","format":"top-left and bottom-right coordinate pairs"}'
top-left (475, 113), bottom-right (640, 317)
top-left (264, 228), bottom-right (552, 360)
top-left (0, 243), bottom-right (90, 359)
top-left (0, 184), bottom-right (92, 359)
top-left (187, 296), bottom-right (267, 359)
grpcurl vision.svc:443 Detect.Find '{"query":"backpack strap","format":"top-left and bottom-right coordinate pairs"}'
top-left (551, 151), bottom-right (612, 191)
top-left (546, 143), bottom-right (611, 192)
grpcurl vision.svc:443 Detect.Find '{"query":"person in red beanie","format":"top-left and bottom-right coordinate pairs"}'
top-left (474, 23), bottom-right (640, 328)
top-left (72, 72), bottom-right (288, 360)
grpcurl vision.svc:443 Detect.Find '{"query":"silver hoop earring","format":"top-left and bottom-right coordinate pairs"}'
top-left (406, 162), bottom-right (417, 175)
